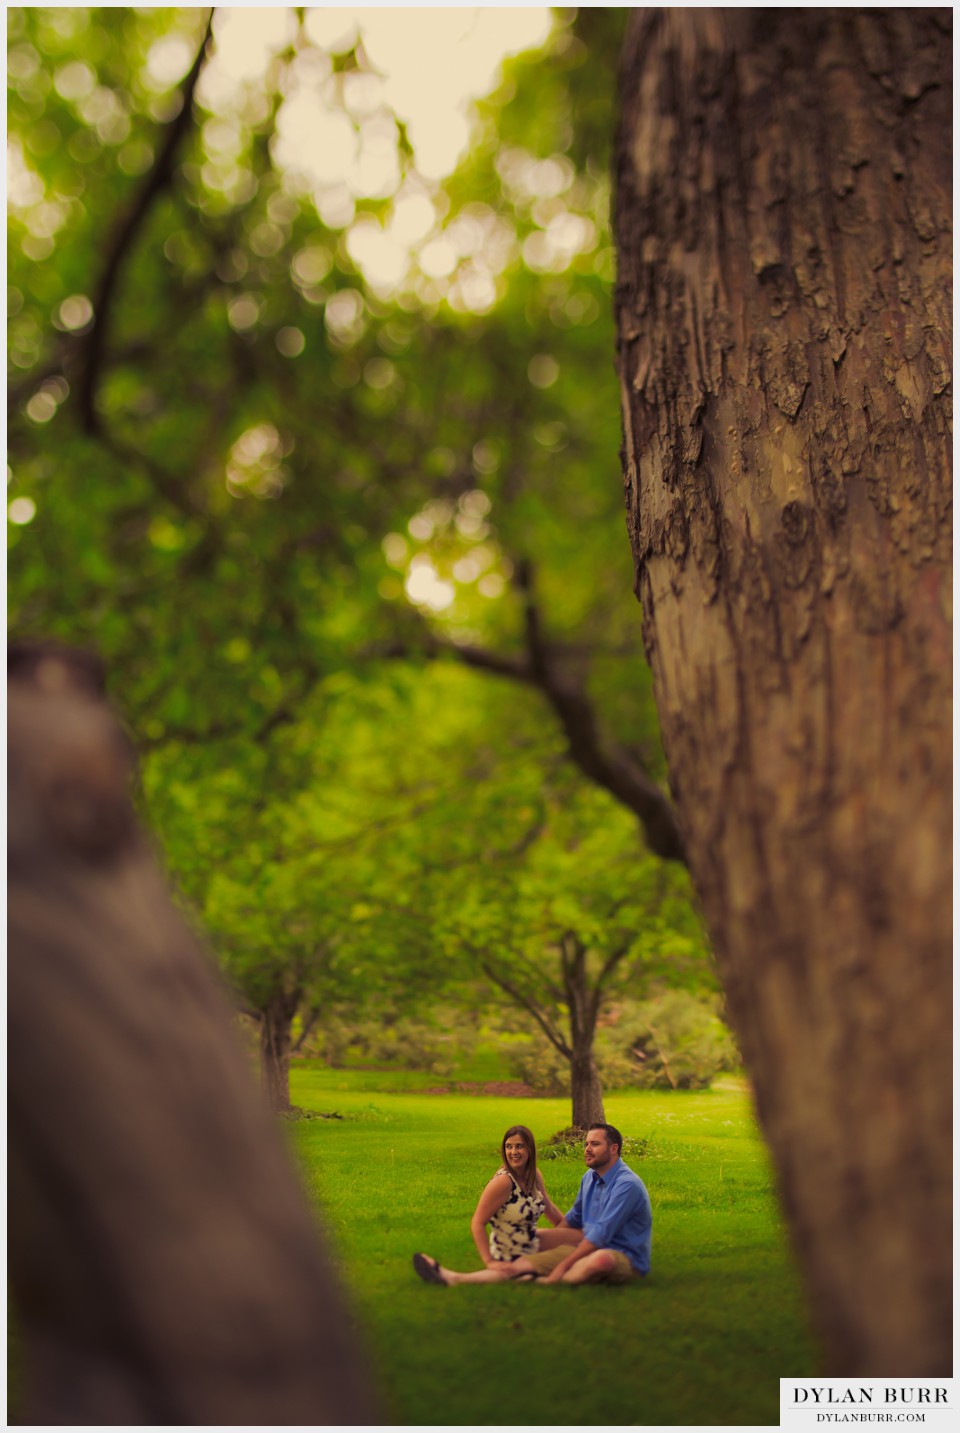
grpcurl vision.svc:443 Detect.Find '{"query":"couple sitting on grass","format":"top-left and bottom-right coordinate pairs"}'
top-left (413, 1121), bottom-right (651, 1286)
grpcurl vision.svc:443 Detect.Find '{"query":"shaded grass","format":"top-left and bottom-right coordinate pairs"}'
top-left (289, 1069), bottom-right (817, 1426)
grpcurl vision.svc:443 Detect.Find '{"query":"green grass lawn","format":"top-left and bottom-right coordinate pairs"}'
top-left (289, 1068), bottom-right (817, 1425)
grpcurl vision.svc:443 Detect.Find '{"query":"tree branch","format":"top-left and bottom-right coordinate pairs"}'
top-left (98, 427), bottom-right (208, 519)
top-left (559, 933), bottom-right (586, 1043)
top-left (291, 1004), bottom-right (323, 1056)
top-left (506, 946), bottom-right (565, 1006)
top-left (502, 806), bottom-right (548, 859)
top-left (588, 938), bottom-right (633, 1029)
top-left (253, 663), bottom-right (322, 744)
top-left (399, 579), bottom-right (687, 862)
top-left (436, 642), bottom-right (532, 682)
top-left (646, 1021), bottom-right (678, 1090)
top-left (480, 961), bottom-right (571, 1058)
top-left (594, 938), bottom-right (633, 993)
top-left (515, 563), bottom-right (687, 862)
top-left (78, 10), bottom-right (215, 434)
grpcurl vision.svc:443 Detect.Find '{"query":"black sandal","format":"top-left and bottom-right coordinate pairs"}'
top-left (413, 1252), bottom-right (448, 1285)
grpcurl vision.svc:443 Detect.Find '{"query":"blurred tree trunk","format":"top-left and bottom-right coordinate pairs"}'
top-left (614, 8), bottom-right (951, 1375)
top-left (569, 1049), bottom-right (605, 1131)
top-left (260, 987), bottom-right (301, 1114)
top-left (7, 643), bottom-right (381, 1425)
top-left (564, 935), bottom-right (606, 1129)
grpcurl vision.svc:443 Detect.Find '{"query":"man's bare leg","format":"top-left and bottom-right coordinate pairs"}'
top-left (558, 1250), bottom-right (617, 1284)
top-left (536, 1228), bottom-right (584, 1251)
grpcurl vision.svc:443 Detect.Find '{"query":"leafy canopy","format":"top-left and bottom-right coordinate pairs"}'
top-left (8, 8), bottom-right (717, 1041)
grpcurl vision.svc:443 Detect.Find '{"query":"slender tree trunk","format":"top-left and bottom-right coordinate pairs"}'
top-left (260, 988), bottom-right (300, 1114)
top-left (563, 935), bottom-right (606, 1129)
top-left (570, 1045), bottom-right (606, 1130)
top-left (614, 10), bottom-right (951, 1374)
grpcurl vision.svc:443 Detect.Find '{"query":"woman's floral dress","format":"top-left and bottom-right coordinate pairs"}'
top-left (488, 1166), bottom-right (545, 1262)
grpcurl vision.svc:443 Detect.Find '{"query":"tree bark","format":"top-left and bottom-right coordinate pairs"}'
top-left (562, 935), bottom-right (606, 1129)
top-left (259, 987), bottom-right (301, 1114)
top-left (7, 642), bottom-right (381, 1424)
top-left (614, 9), bottom-right (951, 1375)
top-left (570, 1047), bottom-right (606, 1131)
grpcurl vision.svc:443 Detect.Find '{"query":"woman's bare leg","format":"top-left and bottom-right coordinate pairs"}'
top-left (439, 1255), bottom-right (540, 1285)
top-left (439, 1264), bottom-right (514, 1285)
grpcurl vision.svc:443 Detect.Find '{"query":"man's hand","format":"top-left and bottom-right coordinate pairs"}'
top-left (542, 1237), bottom-right (598, 1284)
top-left (542, 1253), bottom-right (577, 1284)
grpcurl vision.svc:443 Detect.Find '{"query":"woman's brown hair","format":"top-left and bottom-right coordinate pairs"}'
top-left (500, 1125), bottom-right (538, 1196)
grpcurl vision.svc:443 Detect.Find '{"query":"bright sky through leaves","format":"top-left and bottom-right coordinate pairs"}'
top-left (8, 3), bottom-right (625, 657)
top-left (192, 6), bottom-right (554, 298)
top-left (203, 7), bottom-right (552, 180)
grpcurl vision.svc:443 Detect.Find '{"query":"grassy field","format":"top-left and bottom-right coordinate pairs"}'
top-left (288, 1067), bottom-right (817, 1426)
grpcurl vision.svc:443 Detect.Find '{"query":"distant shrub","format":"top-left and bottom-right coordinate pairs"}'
top-left (292, 989), bottom-right (739, 1093)
top-left (490, 990), bottom-right (739, 1094)
top-left (298, 1004), bottom-right (479, 1078)
top-left (496, 1035), bottom-right (569, 1095)
top-left (598, 991), bottom-right (740, 1090)
top-left (541, 1127), bottom-right (652, 1161)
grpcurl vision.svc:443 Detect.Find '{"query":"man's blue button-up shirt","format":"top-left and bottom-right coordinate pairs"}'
top-left (565, 1158), bottom-right (652, 1274)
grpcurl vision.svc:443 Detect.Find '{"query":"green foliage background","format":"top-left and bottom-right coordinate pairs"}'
top-left (8, 7), bottom-right (735, 1084)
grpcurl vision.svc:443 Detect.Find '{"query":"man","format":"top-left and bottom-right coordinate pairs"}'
top-left (519, 1122), bottom-right (651, 1284)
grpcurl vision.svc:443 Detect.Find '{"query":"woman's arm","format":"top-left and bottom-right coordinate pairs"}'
top-left (469, 1172), bottom-right (513, 1266)
top-left (537, 1171), bottom-right (566, 1227)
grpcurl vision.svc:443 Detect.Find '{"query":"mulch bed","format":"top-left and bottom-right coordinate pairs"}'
top-left (422, 1080), bottom-right (541, 1097)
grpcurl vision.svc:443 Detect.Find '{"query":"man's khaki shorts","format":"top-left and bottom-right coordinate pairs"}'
top-left (522, 1245), bottom-right (641, 1283)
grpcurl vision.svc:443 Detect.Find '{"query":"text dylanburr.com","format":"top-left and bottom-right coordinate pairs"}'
top-left (782, 1381), bottom-right (954, 1427)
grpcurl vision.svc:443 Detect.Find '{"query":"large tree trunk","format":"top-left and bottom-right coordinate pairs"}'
top-left (614, 9), bottom-right (951, 1375)
top-left (7, 643), bottom-right (381, 1424)
top-left (260, 987), bottom-right (301, 1114)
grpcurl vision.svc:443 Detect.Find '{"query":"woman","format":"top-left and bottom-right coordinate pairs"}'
top-left (413, 1125), bottom-right (581, 1285)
